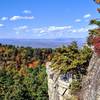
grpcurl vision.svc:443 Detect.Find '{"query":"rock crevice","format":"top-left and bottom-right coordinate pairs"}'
top-left (46, 62), bottom-right (72, 100)
top-left (81, 54), bottom-right (100, 100)
top-left (46, 54), bottom-right (100, 100)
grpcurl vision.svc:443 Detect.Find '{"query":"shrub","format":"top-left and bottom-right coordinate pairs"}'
top-left (94, 43), bottom-right (100, 56)
top-left (93, 36), bottom-right (100, 45)
top-left (0, 66), bottom-right (48, 100)
top-left (51, 42), bottom-right (92, 74)
top-left (69, 79), bottom-right (81, 94)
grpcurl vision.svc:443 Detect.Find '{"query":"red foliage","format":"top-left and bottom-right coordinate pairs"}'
top-left (94, 43), bottom-right (100, 56)
top-left (90, 36), bottom-right (100, 56)
top-left (93, 37), bottom-right (100, 45)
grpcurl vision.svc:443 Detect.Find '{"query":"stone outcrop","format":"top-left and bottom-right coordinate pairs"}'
top-left (46, 53), bottom-right (100, 100)
top-left (80, 53), bottom-right (100, 100)
top-left (46, 62), bottom-right (73, 100)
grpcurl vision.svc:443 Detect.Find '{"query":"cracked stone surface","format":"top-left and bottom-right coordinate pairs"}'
top-left (46, 62), bottom-right (72, 100)
top-left (80, 54), bottom-right (100, 100)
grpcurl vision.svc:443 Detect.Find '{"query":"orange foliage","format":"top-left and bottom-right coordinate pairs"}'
top-left (95, 0), bottom-right (100, 4)
top-left (0, 47), bottom-right (5, 53)
top-left (27, 60), bottom-right (39, 68)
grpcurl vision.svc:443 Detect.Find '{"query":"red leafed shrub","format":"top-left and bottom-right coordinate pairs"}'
top-left (92, 36), bottom-right (100, 56)
top-left (94, 43), bottom-right (100, 56)
top-left (93, 37), bottom-right (100, 45)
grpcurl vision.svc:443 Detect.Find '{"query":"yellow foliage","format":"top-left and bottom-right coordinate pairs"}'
top-left (19, 67), bottom-right (28, 76)
top-left (96, 0), bottom-right (100, 4)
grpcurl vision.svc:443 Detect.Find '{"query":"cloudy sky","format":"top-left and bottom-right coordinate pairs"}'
top-left (0, 0), bottom-right (99, 39)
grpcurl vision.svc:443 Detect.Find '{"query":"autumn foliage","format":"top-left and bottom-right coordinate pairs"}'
top-left (87, 0), bottom-right (100, 56)
top-left (93, 37), bottom-right (100, 44)
top-left (88, 35), bottom-right (100, 56)
top-left (94, 43), bottom-right (100, 56)
top-left (27, 60), bottom-right (39, 68)
top-left (93, 37), bottom-right (100, 56)
top-left (95, 0), bottom-right (100, 4)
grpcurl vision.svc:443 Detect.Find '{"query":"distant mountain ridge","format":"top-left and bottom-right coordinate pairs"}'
top-left (0, 38), bottom-right (86, 48)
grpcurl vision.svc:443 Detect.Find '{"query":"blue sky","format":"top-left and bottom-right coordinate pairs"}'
top-left (0, 0), bottom-right (99, 39)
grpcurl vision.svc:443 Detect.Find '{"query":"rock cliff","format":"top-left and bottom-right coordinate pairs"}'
top-left (80, 53), bottom-right (100, 100)
top-left (46, 62), bottom-right (74, 100)
top-left (46, 53), bottom-right (100, 100)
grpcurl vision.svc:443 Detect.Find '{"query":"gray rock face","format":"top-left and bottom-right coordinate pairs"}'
top-left (46, 53), bottom-right (100, 100)
top-left (81, 54), bottom-right (100, 100)
top-left (46, 62), bottom-right (72, 100)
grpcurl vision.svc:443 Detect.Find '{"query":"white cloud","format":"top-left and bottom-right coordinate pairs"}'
top-left (70, 28), bottom-right (86, 33)
top-left (32, 26), bottom-right (72, 33)
top-left (0, 24), bottom-right (4, 27)
top-left (76, 28), bottom-right (87, 33)
top-left (23, 10), bottom-right (32, 14)
top-left (12, 24), bottom-right (97, 38)
top-left (14, 25), bottom-right (28, 30)
top-left (75, 19), bottom-right (81, 22)
top-left (48, 26), bottom-right (72, 31)
top-left (83, 14), bottom-right (91, 18)
top-left (87, 25), bottom-right (98, 30)
top-left (75, 14), bottom-right (91, 23)
top-left (10, 16), bottom-right (34, 21)
top-left (71, 29), bottom-right (77, 33)
top-left (71, 25), bottom-right (98, 33)
top-left (17, 26), bottom-right (28, 30)
top-left (1, 17), bottom-right (8, 21)
top-left (13, 25), bottom-right (29, 34)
